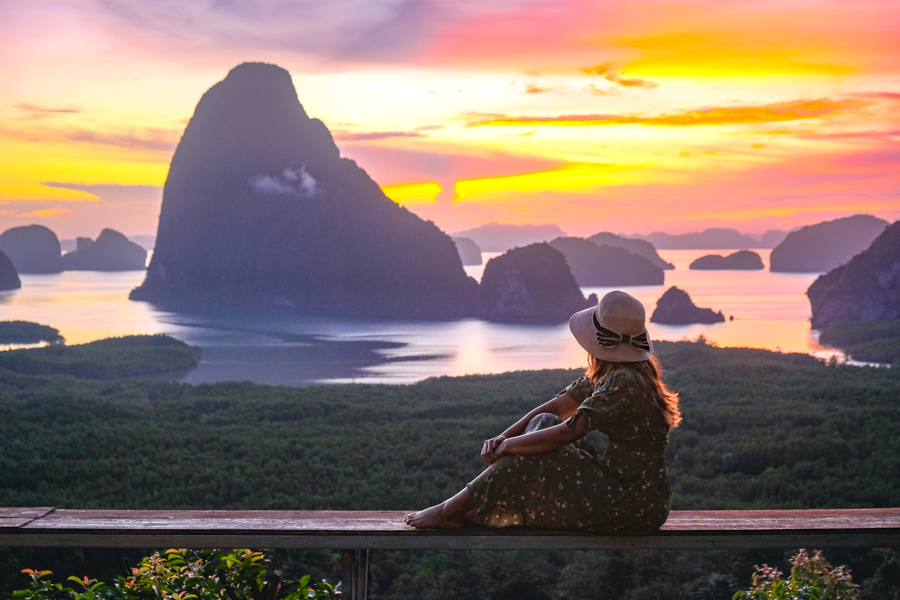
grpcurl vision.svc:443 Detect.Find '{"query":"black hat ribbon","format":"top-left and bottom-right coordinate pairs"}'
top-left (593, 311), bottom-right (651, 352)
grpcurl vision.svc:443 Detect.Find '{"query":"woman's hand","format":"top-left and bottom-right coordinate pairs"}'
top-left (481, 435), bottom-right (507, 465)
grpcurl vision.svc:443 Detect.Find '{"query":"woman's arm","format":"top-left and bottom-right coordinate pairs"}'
top-left (481, 392), bottom-right (583, 464)
top-left (502, 392), bottom-right (582, 438)
top-left (494, 420), bottom-right (586, 459)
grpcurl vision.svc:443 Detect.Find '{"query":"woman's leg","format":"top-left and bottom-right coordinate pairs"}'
top-left (407, 414), bottom-right (562, 528)
top-left (524, 412), bottom-right (561, 433)
top-left (404, 487), bottom-right (474, 528)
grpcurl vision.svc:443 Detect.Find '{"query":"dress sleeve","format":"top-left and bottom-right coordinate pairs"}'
top-left (560, 376), bottom-right (594, 403)
top-left (565, 370), bottom-right (634, 434)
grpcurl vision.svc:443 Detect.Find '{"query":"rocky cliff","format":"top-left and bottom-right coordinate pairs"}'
top-left (130, 63), bottom-right (476, 317)
top-left (479, 243), bottom-right (594, 323)
top-left (650, 287), bottom-right (725, 325)
top-left (0, 250), bottom-right (21, 291)
top-left (586, 232), bottom-right (673, 270)
top-left (549, 237), bottom-right (664, 286)
top-left (62, 229), bottom-right (147, 271)
top-left (689, 250), bottom-right (763, 270)
top-left (770, 214), bottom-right (887, 273)
top-left (807, 221), bottom-right (900, 328)
top-left (0, 225), bottom-right (62, 274)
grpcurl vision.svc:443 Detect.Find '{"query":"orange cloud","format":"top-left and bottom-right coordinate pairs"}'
top-left (381, 181), bottom-right (442, 205)
top-left (621, 35), bottom-right (854, 76)
top-left (583, 62), bottom-right (656, 88)
top-left (332, 131), bottom-right (424, 142)
top-left (525, 83), bottom-right (552, 94)
top-left (452, 163), bottom-right (643, 202)
top-left (603, 73), bottom-right (657, 88)
top-left (20, 208), bottom-right (71, 218)
top-left (468, 98), bottom-right (868, 127)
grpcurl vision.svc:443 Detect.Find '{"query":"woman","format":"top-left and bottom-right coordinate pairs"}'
top-left (405, 290), bottom-right (680, 532)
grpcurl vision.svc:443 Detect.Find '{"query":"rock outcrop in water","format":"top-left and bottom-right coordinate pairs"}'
top-left (62, 229), bottom-right (147, 271)
top-left (0, 225), bottom-right (62, 274)
top-left (650, 287), bottom-right (725, 325)
top-left (807, 221), bottom-right (900, 328)
top-left (453, 222), bottom-right (566, 252)
top-left (452, 237), bottom-right (482, 265)
top-left (770, 215), bottom-right (887, 273)
top-left (690, 250), bottom-right (763, 270)
top-left (586, 232), bottom-right (673, 270)
top-left (549, 237), bottom-right (664, 286)
top-left (479, 243), bottom-right (595, 323)
top-left (130, 62), bottom-right (477, 318)
top-left (0, 250), bottom-right (21, 291)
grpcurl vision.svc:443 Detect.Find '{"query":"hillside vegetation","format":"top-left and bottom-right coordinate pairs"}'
top-left (1, 337), bottom-right (898, 599)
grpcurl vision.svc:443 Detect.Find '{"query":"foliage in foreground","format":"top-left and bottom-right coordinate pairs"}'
top-left (0, 334), bottom-right (200, 379)
top-left (819, 318), bottom-right (900, 365)
top-left (12, 549), bottom-right (337, 600)
top-left (733, 549), bottom-right (859, 600)
top-left (0, 321), bottom-right (64, 346)
top-left (2, 337), bottom-right (900, 598)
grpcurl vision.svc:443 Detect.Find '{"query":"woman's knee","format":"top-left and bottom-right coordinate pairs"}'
top-left (525, 412), bottom-right (561, 433)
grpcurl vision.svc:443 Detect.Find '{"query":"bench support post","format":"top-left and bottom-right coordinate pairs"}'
top-left (341, 549), bottom-right (368, 600)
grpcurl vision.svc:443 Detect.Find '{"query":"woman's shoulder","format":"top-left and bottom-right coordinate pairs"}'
top-left (593, 368), bottom-right (639, 393)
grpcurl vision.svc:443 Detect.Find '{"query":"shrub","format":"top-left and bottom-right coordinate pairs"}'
top-left (733, 549), bottom-right (860, 600)
top-left (12, 549), bottom-right (338, 600)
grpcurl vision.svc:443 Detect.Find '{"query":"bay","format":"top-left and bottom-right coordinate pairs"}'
top-left (0, 249), bottom-right (842, 385)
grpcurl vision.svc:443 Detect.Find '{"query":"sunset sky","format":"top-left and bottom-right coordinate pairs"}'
top-left (1, 0), bottom-right (898, 239)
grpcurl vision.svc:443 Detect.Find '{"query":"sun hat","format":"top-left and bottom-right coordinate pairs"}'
top-left (569, 290), bottom-right (652, 362)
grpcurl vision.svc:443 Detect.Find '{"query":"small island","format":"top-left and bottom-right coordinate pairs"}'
top-left (689, 250), bottom-right (764, 270)
top-left (0, 321), bottom-right (64, 345)
top-left (479, 243), bottom-right (595, 323)
top-left (0, 224), bottom-right (63, 274)
top-left (61, 228), bottom-right (148, 271)
top-left (650, 287), bottom-right (725, 325)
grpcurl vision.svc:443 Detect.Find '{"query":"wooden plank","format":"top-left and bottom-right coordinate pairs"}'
top-left (0, 509), bottom-right (897, 550)
top-left (0, 518), bottom-right (39, 530)
top-left (19, 508), bottom-right (900, 533)
top-left (0, 507), bottom-right (54, 519)
top-left (0, 508), bottom-right (55, 531)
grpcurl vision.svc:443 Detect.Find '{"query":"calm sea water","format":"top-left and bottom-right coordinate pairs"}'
top-left (0, 249), bottom-right (842, 385)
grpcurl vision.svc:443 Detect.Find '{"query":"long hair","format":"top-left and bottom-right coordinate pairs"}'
top-left (585, 353), bottom-right (681, 430)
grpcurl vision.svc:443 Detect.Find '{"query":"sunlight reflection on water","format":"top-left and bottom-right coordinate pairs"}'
top-left (0, 249), bottom-right (843, 385)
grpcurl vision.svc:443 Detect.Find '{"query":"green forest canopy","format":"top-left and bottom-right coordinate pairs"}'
top-left (1, 334), bottom-right (898, 599)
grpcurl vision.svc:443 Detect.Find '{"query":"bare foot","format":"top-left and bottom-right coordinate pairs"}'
top-left (404, 502), bottom-right (464, 528)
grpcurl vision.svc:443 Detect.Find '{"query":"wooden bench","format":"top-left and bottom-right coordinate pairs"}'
top-left (3, 508), bottom-right (899, 600)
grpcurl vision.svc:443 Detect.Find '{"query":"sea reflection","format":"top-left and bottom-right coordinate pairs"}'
top-left (0, 249), bottom-right (842, 385)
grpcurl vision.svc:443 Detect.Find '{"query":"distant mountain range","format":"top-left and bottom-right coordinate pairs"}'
top-left (629, 228), bottom-right (788, 250)
top-left (452, 222), bottom-right (566, 252)
top-left (770, 215), bottom-right (888, 273)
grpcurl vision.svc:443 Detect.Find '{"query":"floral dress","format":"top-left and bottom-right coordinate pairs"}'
top-left (467, 369), bottom-right (672, 533)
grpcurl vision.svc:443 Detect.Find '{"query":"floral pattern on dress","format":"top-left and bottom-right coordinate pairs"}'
top-left (467, 369), bottom-right (672, 533)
